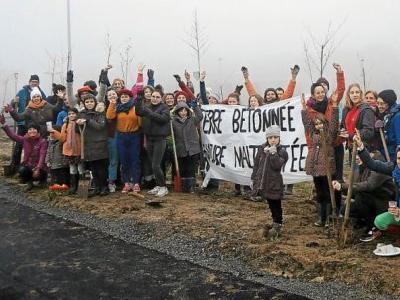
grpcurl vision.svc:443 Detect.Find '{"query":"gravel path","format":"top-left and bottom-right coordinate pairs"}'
top-left (1, 181), bottom-right (397, 300)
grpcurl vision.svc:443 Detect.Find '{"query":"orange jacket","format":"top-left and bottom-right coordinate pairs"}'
top-left (245, 79), bottom-right (296, 100)
top-left (106, 103), bottom-right (142, 133)
top-left (304, 71), bottom-right (346, 149)
top-left (51, 123), bottom-right (81, 157)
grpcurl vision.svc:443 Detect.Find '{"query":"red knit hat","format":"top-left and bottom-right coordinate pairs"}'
top-left (77, 86), bottom-right (93, 97)
top-left (174, 90), bottom-right (188, 101)
top-left (118, 88), bottom-right (133, 98)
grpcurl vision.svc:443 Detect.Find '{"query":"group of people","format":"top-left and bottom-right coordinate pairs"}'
top-left (1, 61), bottom-right (400, 241)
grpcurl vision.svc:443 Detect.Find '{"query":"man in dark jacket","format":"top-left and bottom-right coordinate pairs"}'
top-left (8, 75), bottom-right (46, 174)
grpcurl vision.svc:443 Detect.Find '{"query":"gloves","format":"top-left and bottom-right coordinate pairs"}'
top-left (173, 74), bottom-right (181, 83)
top-left (190, 99), bottom-right (198, 108)
top-left (291, 64), bottom-right (300, 76)
top-left (0, 114), bottom-right (5, 125)
top-left (234, 85), bottom-right (243, 95)
top-left (375, 119), bottom-right (384, 129)
top-left (269, 145), bottom-right (277, 154)
top-left (4, 104), bottom-right (14, 113)
top-left (147, 69), bottom-right (154, 80)
top-left (263, 146), bottom-right (270, 153)
top-left (67, 70), bottom-right (73, 83)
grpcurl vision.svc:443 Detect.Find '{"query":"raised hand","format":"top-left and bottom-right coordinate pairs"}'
top-left (138, 63), bottom-right (146, 74)
top-left (147, 69), bottom-right (154, 80)
top-left (235, 85), bottom-right (243, 95)
top-left (200, 71), bottom-right (206, 82)
top-left (184, 69), bottom-right (191, 81)
top-left (291, 64), bottom-right (300, 80)
top-left (104, 64), bottom-right (113, 71)
top-left (241, 66), bottom-right (249, 80)
top-left (66, 70), bottom-right (74, 83)
top-left (333, 63), bottom-right (342, 73)
top-left (173, 74), bottom-right (181, 83)
top-left (4, 104), bottom-right (14, 114)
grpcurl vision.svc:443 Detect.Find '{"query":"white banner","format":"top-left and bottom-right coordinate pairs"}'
top-left (200, 96), bottom-right (313, 187)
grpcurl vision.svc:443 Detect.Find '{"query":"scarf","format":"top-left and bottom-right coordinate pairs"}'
top-left (66, 121), bottom-right (79, 154)
top-left (392, 166), bottom-right (400, 206)
top-left (116, 100), bottom-right (134, 114)
top-left (307, 96), bottom-right (328, 114)
top-left (27, 99), bottom-right (46, 109)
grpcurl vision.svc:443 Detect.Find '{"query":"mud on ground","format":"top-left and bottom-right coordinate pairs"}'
top-left (1, 131), bottom-right (399, 297)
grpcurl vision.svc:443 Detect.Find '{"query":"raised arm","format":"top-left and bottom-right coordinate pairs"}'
top-left (66, 70), bottom-right (75, 108)
top-left (281, 65), bottom-right (300, 100)
top-left (131, 64), bottom-right (145, 99)
top-left (174, 74), bottom-right (196, 101)
top-left (241, 66), bottom-right (257, 97)
top-left (332, 63), bottom-right (345, 102)
top-left (199, 71), bottom-right (208, 105)
top-left (147, 69), bottom-right (155, 87)
top-left (97, 65), bottom-right (112, 103)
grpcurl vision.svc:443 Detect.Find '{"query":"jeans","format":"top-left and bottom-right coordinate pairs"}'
top-left (146, 138), bottom-right (166, 187)
top-left (334, 144), bottom-right (344, 182)
top-left (107, 137), bottom-right (119, 182)
top-left (116, 132), bottom-right (141, 184)
top-left (18, 165), bottom-right (47, 183)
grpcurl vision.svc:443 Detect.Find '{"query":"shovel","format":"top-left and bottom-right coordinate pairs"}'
top-left (76, 123), bottom-right (90, 199)
top-left (170, 121), bottom-right (182, 192)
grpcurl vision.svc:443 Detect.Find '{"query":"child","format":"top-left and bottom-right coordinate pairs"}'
top-left (301, 91), bottom-right (339, 226)
top-left (171, 100), bottom-right (203, 192)
top-left (45, 129), bottom-right (70, 190)
top-left (0, 116), bottom-right (48, 191)
top-left (49, 108), bottom-right (84, 195)
top-left (77, 94), bottom-right (109, 197)
top-left (251, 125), bottom-right (288, 238)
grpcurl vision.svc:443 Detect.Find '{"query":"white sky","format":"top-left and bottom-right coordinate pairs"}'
top-left (0, 0), bottom-right (399, 104)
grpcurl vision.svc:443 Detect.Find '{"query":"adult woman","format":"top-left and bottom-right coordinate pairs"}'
top-left (341, 83), bottom-right (375, 149)
top-left (77, 94), bottom-right (109, 197)
top-left (364, 90), bottom-right (378, 107)
top-left (5, 87), bottom-right (63, 137)
top-left (302, 91), bottom-right (339, 226)
top-left (0, 118), bottom-right (47, 191)
top-left (248, 94), bottom-right (264, 108)
top-left (106, 88), bottom-right (142, 193)
top-left (136, 90), bottom-right (170, 197)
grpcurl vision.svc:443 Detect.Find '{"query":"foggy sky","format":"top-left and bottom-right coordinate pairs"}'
top-left (0, 0), bottom-right (399, 104)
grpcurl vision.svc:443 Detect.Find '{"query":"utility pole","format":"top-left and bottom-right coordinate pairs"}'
top-left (361, 58), bottom-right (366, 91)
top-left (66, 0), bottom-right (72, 71)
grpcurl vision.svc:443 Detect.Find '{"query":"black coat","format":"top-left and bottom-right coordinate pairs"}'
top-left (136, 99), bottom-right (170, 139)
top-left (342, 103), bottom-right (375, 145)
top-left (78, 110), bottom-right (108, 162)
top-left (251, 143), bottom-right (288, 200)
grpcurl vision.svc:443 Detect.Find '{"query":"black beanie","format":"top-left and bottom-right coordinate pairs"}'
top-left (378, 89), bottom-right (397, 107)
top-left (30, 74), bottom-right (40, 82)
top-left (27, 123), bottom-right (41, 132)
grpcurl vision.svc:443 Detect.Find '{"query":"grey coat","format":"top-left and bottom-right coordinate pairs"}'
top-left (10, 100), bottom-right (63, 136)
top-left (172, 102), bottom-right (203, 158)
top-left (251, 144), bottom-right (288, 200)
top-left (78, 110), bottom-right (108, 162)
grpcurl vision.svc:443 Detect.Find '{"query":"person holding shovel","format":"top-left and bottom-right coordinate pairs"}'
top-left (301, 86), bottom-right (339, 227)
top-left (251, 125), bottom-right (288, 239)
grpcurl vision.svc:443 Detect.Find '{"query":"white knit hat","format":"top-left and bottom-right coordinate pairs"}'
top-left (30, 87), bottom-right (42, 99)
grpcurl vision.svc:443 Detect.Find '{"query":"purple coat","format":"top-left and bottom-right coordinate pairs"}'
top-left (3, 125), bottom-right (48, 170)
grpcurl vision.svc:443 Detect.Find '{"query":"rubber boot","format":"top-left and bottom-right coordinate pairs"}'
top-left (268, 222), bottom-right (282, 239)
top-left (68, 174), bottom-right (79, 195)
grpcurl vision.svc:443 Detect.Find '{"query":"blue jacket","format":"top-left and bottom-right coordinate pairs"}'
top-left (14, 85), bottom-right (46, 125)
top-left (56, 107), bottom-right (68, 127)
top-left (384, 104), bottom-right (400, 162)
